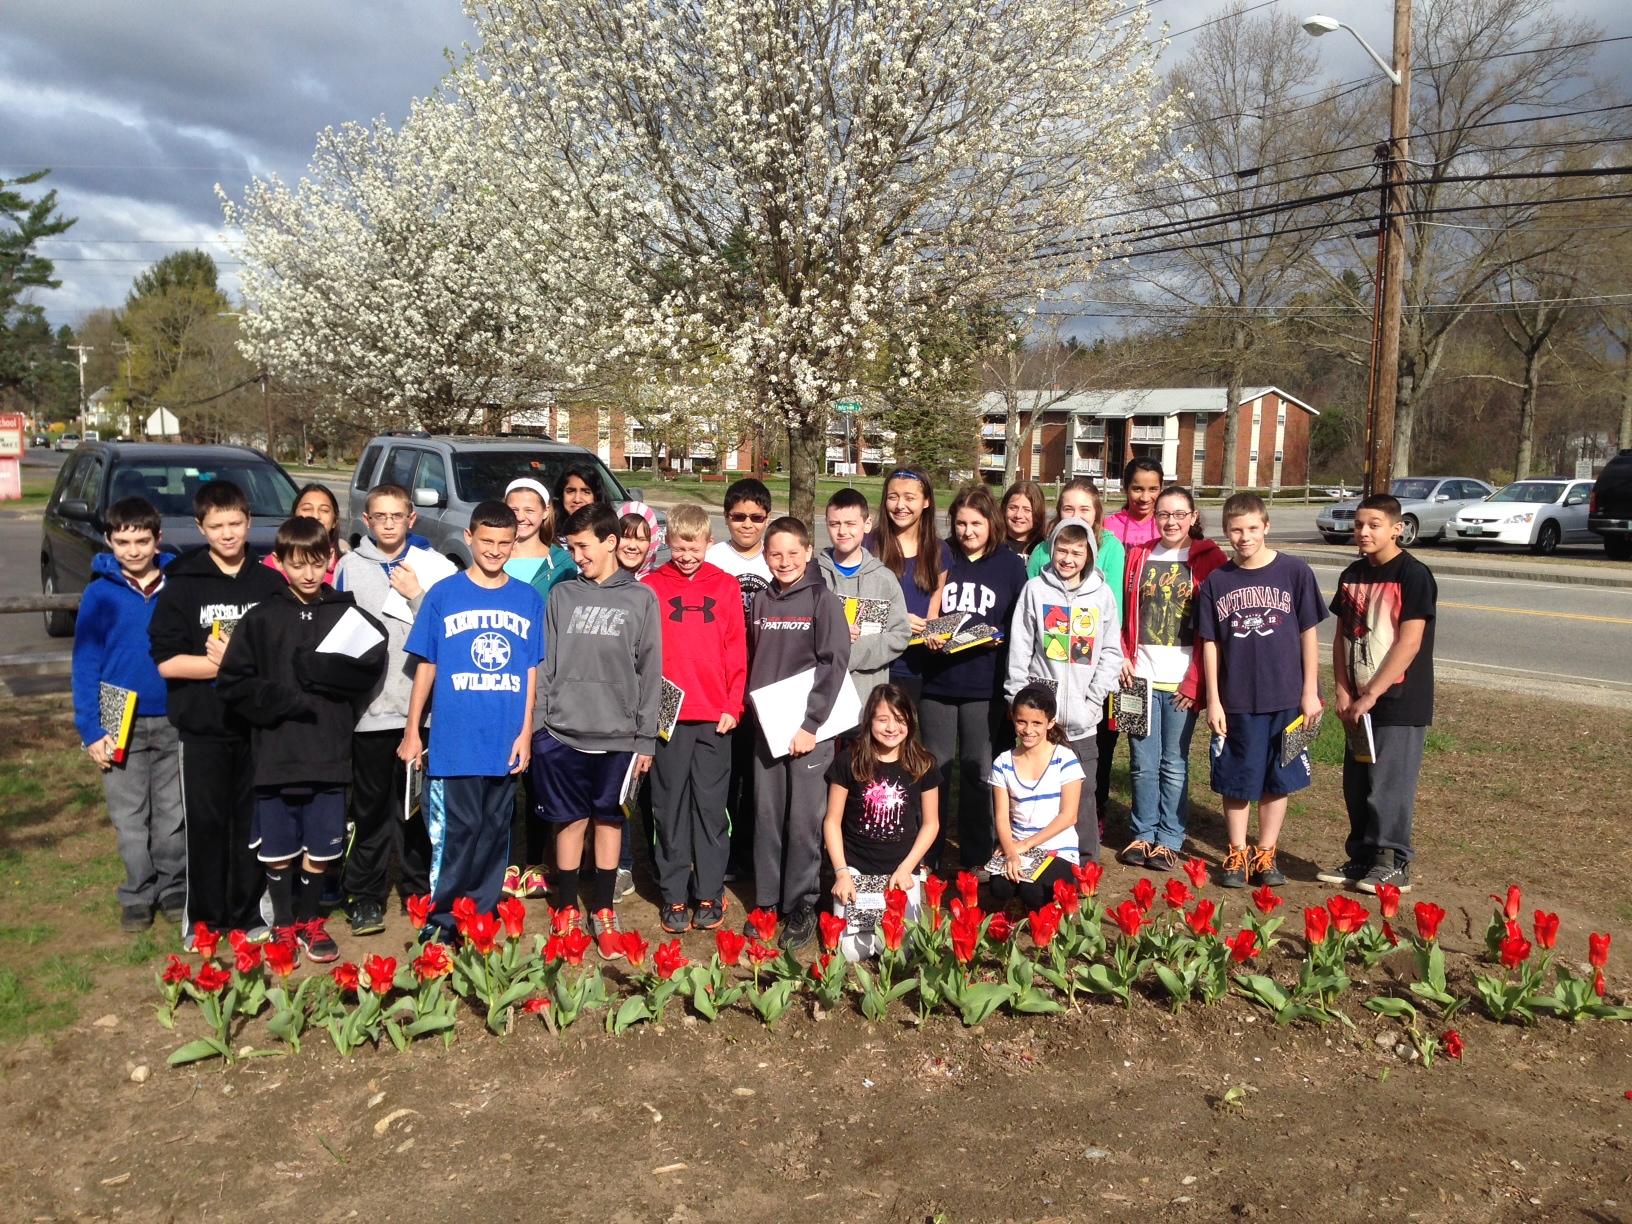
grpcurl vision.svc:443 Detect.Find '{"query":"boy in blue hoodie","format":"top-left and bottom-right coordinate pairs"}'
top-left (71, 497), bottom-right (184, 932)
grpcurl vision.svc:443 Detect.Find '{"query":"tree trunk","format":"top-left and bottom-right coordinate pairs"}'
top-left (1514, 342), bottom-right (1546, 480)
top-left (1392, 367), bottom-right (1417, 478)
top-left (1220, 320), bottom-right (1247, 493)
top-left (1621, 342), bottom-right (1632, 451)
top-left (1003, 386), bottom-right (1022, 487)
top-left (785, 409), bottom-right (824, 526)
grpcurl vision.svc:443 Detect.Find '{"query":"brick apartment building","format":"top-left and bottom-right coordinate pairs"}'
top-left (503, 400), bottom-right (762, 473)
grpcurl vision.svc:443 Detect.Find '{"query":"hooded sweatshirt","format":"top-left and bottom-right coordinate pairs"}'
top-left (1120, 535), bottom-right (1228, 704)
top-left (148, 545), bottom-right (289, 740)
top-left (816, 548), bottom-right (910, 705)
top-left (643, 559), bottom-right (747, 722)
top-left (539, 566), bottom-right (663, 754)
top-left (215, 585), bottom-right (388, 788)
top-left (748, 566), bottom-right (852, 735)
top-left (72, 551), bottom-right (173, 746)
top-left (1004, 521), bottom-right (1125, 740)
top-left (333, 536), bottom-right (458, 732)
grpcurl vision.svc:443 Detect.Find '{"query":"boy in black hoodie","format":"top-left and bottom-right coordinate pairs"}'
top-left (149, 479), bottom-right (288, 941)
top-left (217, 516), bottom-right (386, 961)
top-left (747, 516), bottom-right (851, 950)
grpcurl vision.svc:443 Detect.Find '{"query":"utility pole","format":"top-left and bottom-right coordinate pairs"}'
top-left (67, 343), bottom-right (93, 438)
top-left (114, 340), bottom-right (137, 437)
top-left (1368, 0), bottom-right (1412, 497)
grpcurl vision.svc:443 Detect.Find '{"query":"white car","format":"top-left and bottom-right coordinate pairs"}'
top-left (1451, 478), bottom-right (1596, 555)
top-left (1317, 476), bottom-right (1494, 546)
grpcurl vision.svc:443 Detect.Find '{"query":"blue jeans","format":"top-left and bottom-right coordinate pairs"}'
top-left (1128, 688), bottom-right (1197, 851)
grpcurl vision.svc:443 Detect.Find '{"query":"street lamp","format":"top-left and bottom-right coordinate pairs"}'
top-left (1303, 6), bottom-right (1412, 499)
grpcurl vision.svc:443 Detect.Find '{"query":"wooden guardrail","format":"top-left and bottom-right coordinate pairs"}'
top-left (0, 594), bottom-right (80, 613)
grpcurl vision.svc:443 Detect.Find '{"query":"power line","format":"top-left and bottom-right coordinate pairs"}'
top-left (1163, 0), bottom-right (1282, 41)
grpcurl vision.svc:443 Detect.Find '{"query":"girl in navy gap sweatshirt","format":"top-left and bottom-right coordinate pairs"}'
top-left (920, 485), bottom-right (1028, 872)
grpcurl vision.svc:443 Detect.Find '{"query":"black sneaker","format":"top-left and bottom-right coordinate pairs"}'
top-left (120, 904), bottom-right (153, 933)
top-left (778, 904), bottom-right (818, 951)
top-left (1117, 840), bottom-right (1152, 868)
top-left (347, 899), bottom-right (386, 937)
top-left (1357, 857), bottom-right (1412, 895)
top-left (693, 897), bottom-right (726, 931)
top-left (1315, 859), bottom-right (1370, 888)
top-left (1248, 844), bottom-right (1286, 888)
top-left (159, 894), bottom-right (186, 925)
top-left (660, 902), bottom-right (692, 935)
top-left (1143, 845), bottom-right (1180, 873)
top-left (1219, 845), bottom-right (1250, 889)
top-left (297, 918), bottom-right (340, 963)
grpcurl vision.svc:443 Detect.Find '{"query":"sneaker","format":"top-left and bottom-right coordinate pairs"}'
top-left (589, 908), bottom-right (624, 961)
top-left (346, 899), bottom-right (386, 937)
top-left (502, 865), bottom-right (525, 897)
top-left (519, 867), bottom-right (549, 899)
top-left (778, 904), bottom-right (818, 952)
top-left (615, 868), bottom-right (636, 900)
top-left (1117, 840), bottom-right (1152, 868)
top-left (693, 897), bottom-right (727, 931)
top-left (1357, 857), bottom-right (1412, 895)
top-left (121, 904), bottom-right (153, 933)
top-left (1248, 844), bottom-right (1286, 888)
top-left (297, 918), bottom-right (340, 963)
top-left (1219, 845), bottom-right (1250, 889)
top-left (660, 902), bottom-right (692, 935)
top-left (1143, 845), bottom-right (1180, 873)
top-left (244, 923), bottom-right (274, 944)
top-left (1315, 859), bottom-right (1371, 888)
top-left (159, 895), bottom-right (186, 925)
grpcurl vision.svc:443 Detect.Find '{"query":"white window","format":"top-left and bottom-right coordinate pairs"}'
top-left (1277, 408), bottom-right (1286, 425)
top-left (1032, 443), bottom-right (1042, 455)
top-left (1193, 448), bottom-right (1206, 465)
top-left (1249, 450), bottom-right (1259, 464)
top-left (1274, 450), bottom-right (1283, 462)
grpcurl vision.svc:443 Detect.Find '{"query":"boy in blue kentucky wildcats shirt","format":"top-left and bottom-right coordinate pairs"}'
top-left (400, 501), bottom-right (545, 943)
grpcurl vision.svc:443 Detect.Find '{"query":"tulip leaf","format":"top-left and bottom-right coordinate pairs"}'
top-left (957, 982), bottom-right (1014, 1026)
top-left (167, 1038), bottom-right (229, 1066)
top-left (608, 996), bottom-right (653, 1035)
top-left (1588, 1004), bottom-right (1632, 1021)
top-left (1364, 996), bottom-right (1418, 1021)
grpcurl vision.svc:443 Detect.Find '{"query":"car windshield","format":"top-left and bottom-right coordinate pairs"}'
top-left (111, 459), bottom-right (299, 518)
top-left (451, 450), bottom-right (629, 505)
top-left (1489, 481), bottom-right (1564, 504)
top-left (1390, 479), bottom-right (1438, 500)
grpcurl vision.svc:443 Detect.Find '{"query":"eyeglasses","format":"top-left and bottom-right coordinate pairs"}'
top-left (1155, 510), bottom-right (1193, 521)
top-left (728, 512), bottom-right (768, 524)
top-left (366, 511), bottom-right (409, 523)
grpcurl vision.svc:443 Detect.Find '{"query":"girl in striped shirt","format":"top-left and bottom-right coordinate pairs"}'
top-left (987, 683), bottom-right (1086, 909)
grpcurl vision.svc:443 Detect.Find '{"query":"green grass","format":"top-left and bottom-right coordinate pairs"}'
top-left (0, 933), bottom-right (174, 1044)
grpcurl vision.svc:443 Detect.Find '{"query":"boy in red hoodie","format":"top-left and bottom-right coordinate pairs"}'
top-left (642, 504), bottom-right (748, 933)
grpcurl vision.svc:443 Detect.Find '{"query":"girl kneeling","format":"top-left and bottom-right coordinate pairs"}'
top-left (988, 684), bottom-right (1086, 909)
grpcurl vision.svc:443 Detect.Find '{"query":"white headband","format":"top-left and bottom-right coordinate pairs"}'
top-left (504, 478), bottom-right (551, 505)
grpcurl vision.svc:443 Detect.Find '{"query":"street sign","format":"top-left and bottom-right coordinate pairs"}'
top-left (834, 400), bottom-right (862, 414)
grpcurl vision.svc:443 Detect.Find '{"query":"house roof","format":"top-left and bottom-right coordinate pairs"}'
top-left (976, 385), bottom-right (1320, 419)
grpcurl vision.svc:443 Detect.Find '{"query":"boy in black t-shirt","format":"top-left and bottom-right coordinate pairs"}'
top-left (1319, 494), bottom-right (1437, 895)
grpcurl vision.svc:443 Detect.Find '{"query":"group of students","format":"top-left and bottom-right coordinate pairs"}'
top-left (73, 454), bottom-right (1435, 966)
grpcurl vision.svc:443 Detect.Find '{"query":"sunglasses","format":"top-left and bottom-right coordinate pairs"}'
top-left (728, 512), bottom-right (768, 524)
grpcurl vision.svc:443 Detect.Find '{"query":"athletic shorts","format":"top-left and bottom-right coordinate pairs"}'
top-left (250, 786), bottom-right (347, 863)
top-left (1208, 709), bottom-right (1312, 801)
top-left (531, 728), bottom-right (632, 825)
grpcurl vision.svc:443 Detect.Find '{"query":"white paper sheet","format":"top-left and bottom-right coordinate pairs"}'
top-left (317, 605), bottom-right (386, 657)
top-left (748, 666), bottom-right (862, 758)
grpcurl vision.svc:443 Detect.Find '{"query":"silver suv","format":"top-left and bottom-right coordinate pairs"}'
top-left (345, 433), bottom-right (662, 567)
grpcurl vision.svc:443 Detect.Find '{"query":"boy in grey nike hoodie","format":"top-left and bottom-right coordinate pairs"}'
top-left (1004, 517), bottom-right (1124, 858)
top-left (816, 487), bottom-right (910, 707)
top-left (748, 516), bottom-right (852, 951)
top-left (535, 504), bottom-right (663, 940)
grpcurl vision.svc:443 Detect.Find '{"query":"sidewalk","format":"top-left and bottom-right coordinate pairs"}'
top-left (1279, 544), bottom-right (1632, 589)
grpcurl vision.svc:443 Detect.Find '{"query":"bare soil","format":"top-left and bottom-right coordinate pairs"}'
top-left (2, 683), bottom-right (1631, 1223)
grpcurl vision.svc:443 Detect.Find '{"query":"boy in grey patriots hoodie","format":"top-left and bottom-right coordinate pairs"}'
top-left (816, 487), bottom-right (910, 707)
top-left (1005, 516), bottom-right (1124, 859)
top-left (331, 483), bottom-right (458, 934)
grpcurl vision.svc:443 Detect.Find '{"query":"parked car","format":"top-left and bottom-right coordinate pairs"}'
top-left (1316, 476), bottom-right (1495, 546)
top-left (40, 442), bottom-right (300, 637)
top-left (344, 433), bottom-right (664, 568)
top-left (1588, 449), bottom-right (1632, 561)
top-left (53, 433), bottom-right (81, 452)
top-left (1450, 478), bottom-right (1596, 555)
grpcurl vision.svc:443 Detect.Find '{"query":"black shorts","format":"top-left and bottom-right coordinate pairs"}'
top-left (1208, 710), bottom-right (1313, 801)
top-left (250, 787), bottom-right (347, 863)
top-left (532, 728), bottom-right (631, 825)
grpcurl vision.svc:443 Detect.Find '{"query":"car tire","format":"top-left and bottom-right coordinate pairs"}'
top-left (1604, 536), bottom-right (1632, 561)
top-left (1532, 521), bottom-right (1560, 556)
top-left (42, 569), bottom-right (75, 638)
top-left (1322, 533), bottom-right (1349, 544)
top-left (1399, 515), bottom-right (1419, 547)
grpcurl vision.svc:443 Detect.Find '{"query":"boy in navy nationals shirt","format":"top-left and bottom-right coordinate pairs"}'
top-left (400, 502), bottom-right (544, 943)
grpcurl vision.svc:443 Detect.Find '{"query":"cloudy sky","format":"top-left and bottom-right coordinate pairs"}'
top-left (5, 0), bottom-right (1629, 325)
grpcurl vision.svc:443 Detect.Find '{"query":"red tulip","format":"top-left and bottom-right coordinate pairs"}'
top-left (1441, 1029), bottom-right (1464, 1060)
top-left (161, 953), bottom-right (192, 985)
top-left (1589, 932), bottom-right (1612, 970)
top-left (406, 894), bottom-right (433, 930)
top-left (465, 912), bottom-right (501, 956)
top-left (1594, 971), bottom-right (1607, 998)
top-left (1131, 877), bottom-right (1156, 914)
top-left (1375, 883), bottom-right (1401, 919)
top-left (497, 896), bottom-right (527, 939)
top-left (1163, 879), bottom-right (1193, 911)
top-left (747, 908), bottom-right (779, 942)
top-left (654, 938), bottom-right (688, 980)
top-left (1303, 905), bottom-right (1330, 947)
top-left (362, 954), bottom-right (397, 995)
top-left (522, 997), bottom-right (550, 1015)
top-left (810, 952), bottom-right (835, 982)
top-left (1185, 899), bottom-right (1217, 938)
top-left (1029, 903), bottom-right (1063, 949)
top-left (191, 922), bottom-right (220, 960)
top-left (1071, 861), bottom-right (1104, 897)
top-left (1381, 921), bottom-right (1400, 948)
top-left (1493, 885), bottom-right (1521, 921)
top-left (451, 896), bottom-right (479, 935)
top-left (884, 887), bottom-right (909, 919)
top-left (1499, 931), bottom-right (1532, 969)
top-left (227, 929), bottom-right (251, 953)
top-left (987, 912), bottom-right (1014, 943)
top-left (1251, 884), bottom-right (1283, 915)
top-left (194, 963), bottom-right (231, 994)
top-left (1531, 910), bottom-right (1559, 950)
top-left (1052, 877), bottom-right (1081, 915)
top-left (922, 873), bottom-right (948, 913)
top-left (1110, 900), bottom-right (1145, 938)
top-left (1414, 901), bottom-right (1446, 942)
top-left (620, 931), bottom-right (650, 968)
top-left (412, 941), bottom-right (452, 982)
top-left (331, 962), bottom-right (360, 993)
top-left (1182, 857), bottom-right (1209, 891)
top-left (746, 939), bottom-right (780, 965)
top-left (562, 927), bottom-right (592, 966)
top-left (881, 909), bottom-right (906, 952)
top-left (715, 928), bottom-right (746, 966)
top-left (818, 911), bottom-right (846, 952)
top-left (551, 904), bottom-right (581, 935)
top-left (950, 919), bottom-right (979, 965)
top-left (264, 938), bottom-right (298, 979)
top-left (234, 942), bottom-right (262, 975)
top-left (956, 871), bottom-right (981, 910)
top-left (1226, 928), bottom-right (1259, 963)
top-left (1327, 895), bottom-right (1369, 936)
top-left (542, 935), bottom-right (564, 963)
